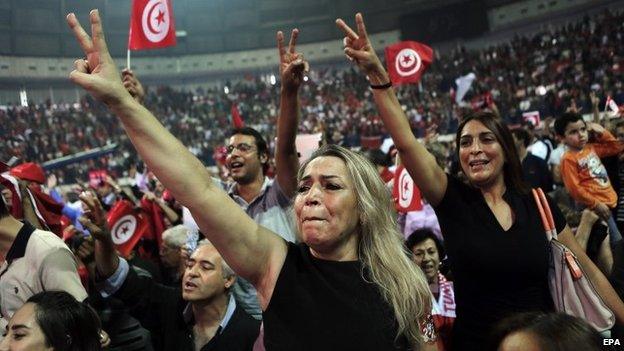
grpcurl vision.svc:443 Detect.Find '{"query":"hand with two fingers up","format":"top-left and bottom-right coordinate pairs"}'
top-left (78, 191), bottom-right (111, 244)
top-left (277, 28), bottom-right (309, 93)
top-left (336, 13), bottom-right (389, 85)
top-left (78, 191), bottom-right (121, 278)
top-left (66, 10), bottom-right (133, 108)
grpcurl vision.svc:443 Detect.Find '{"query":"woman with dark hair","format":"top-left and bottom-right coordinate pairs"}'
top-left (337, 12), bottom-right (624, 351)
top-left (406, 229), bottom-right (455, 351)
top-left (492, 312), bottom-right (602, 351)
top-left (0, 291), bottom-right (102, 351)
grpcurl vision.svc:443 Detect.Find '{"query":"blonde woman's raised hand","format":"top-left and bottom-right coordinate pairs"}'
top-left (66, 10), bottom-right (131, 107)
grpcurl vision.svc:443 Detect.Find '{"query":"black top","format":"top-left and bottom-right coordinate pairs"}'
top-left (263, 243), bottom-right (409, 351)
top-left (521, 153), bottom-right (553, 192)
top-left (433, 176), bottom-right (566, 351)
top-left (114, 268), bottom-right (260, 351)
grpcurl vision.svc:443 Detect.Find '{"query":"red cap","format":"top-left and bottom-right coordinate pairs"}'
top-left (10, 162), bottom-right (46, 184)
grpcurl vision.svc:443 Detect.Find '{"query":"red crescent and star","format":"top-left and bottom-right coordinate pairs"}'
top-left (147, 3), bottom-right (163, 34)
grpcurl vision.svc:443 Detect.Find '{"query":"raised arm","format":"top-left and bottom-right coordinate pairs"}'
top-left (78, 191), bottom-right (118, 278)
top-left (66, 11), bottom-right (287, 295)
top-left (335, 14), bottom-right (447, 205)
top-left (143, 191), bottom-right (180, 224)
top-left (590, 92), bottom-right (602, 125)
top-left (275, 29), bottom-right (306, 198)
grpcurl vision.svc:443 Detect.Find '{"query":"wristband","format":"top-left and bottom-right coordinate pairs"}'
top-left (370, 81), bottom-right (392, 90)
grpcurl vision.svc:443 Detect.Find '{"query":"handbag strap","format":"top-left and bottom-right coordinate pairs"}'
top-left (532, 188), bottom-right (557, 241)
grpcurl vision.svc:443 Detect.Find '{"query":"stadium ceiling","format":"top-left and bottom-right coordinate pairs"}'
top-left (1, 0), bottom-right (513, 58)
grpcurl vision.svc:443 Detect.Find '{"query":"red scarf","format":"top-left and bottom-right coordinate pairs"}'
top-left (431, 273), bottom-right (456, 351)
top-left (432, 273), bottom-right (456, 317)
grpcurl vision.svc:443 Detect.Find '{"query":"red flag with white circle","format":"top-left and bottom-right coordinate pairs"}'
top-left (107, 200), bottom-right (148, 257)
top-left (384, 41), bottom-right (434, 86)
top-left (128, 0), bottom-right (177, 50)
top-left (392, 165), bottom-right (423, 213)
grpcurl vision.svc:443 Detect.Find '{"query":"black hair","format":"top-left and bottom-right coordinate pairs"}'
top-left (511, 128), bottom-right (531, 148)
top-left (489, 312), bottom-right (602, 351)
top-left (363, 148), bottom-right (392, 167)
top-left (0, 184), bottom-right (9, 219)
top-left (405, 228), bottom-right (445, 259)
top-left (27, 291), bottom-right (102, 351)
top-left (229, 127), bottom-right (269, 174)
top-left (554, 112), bottom-right (584, 137)
top-left (455, 111), bottom-right (529, 194)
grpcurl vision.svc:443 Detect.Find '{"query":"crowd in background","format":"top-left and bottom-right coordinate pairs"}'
top-left (2, 8), bottom-right (624, 351)
top-left (1, 10), bottom-right (623, 187)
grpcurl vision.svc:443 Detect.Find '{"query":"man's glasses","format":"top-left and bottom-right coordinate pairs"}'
top-left (226, 143), bottom-right (256, 154)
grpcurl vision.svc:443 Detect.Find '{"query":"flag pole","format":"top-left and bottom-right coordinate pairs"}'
top-left (127, 49), bottom-right (131, 70)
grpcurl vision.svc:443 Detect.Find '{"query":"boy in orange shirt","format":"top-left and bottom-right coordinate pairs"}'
top-left (555, 112), bottom-right (624, 245)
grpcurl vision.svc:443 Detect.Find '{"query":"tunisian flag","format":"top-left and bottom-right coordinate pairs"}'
top-left (0, 172), bottom-right (64, 237)
top-left (392, 165), bottom-right (423, 213)
top-left (128, 0), bottom-right (177, 50)
top-left (107, 200), bottom-right (148, 257)
top-left (385, 41), bottom-right (433, 86)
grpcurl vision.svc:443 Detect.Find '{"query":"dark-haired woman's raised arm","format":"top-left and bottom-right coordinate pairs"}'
top-left (336, 13), bottom-right (447, 205)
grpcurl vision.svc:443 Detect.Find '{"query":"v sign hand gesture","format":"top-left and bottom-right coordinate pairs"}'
top-left (67, 10), bottom-right (131, 108)
top-left (277, 29), bottom-right (309, 92)
top-left (336, 13), bottom-right (388, 85)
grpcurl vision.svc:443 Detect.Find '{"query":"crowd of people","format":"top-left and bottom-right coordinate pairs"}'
top-left (2, 9), bottom-right (623, 186)
top-left (1, 6), bottom-right (624, 351)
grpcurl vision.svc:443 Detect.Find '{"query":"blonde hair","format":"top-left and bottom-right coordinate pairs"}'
top-left (297, 145), bottom-right (431, 348)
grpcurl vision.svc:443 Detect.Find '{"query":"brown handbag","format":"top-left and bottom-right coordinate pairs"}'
top-left (532, 188), bottom-right (615, 331)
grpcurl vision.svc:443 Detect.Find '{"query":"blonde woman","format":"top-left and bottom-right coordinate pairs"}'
top-left (65, 10), bottom-right (431, 350)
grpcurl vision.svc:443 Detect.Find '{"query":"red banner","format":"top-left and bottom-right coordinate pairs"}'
top-left (385, 41), bottom-right (433, 86)
top-left (10, 162), bottom-right (46, 184)
top-left (392, 165), bottom-right (423, 213)
top-left (0, 173), bottom-right (63, 236)
top-left (28, 185), bottom-right (64, 237)
top-left (107, 200), bottom-right (148, 257)
top-left (0, 173), bottom-right (22, 219)
top-left (231, 103), bottom-right (245, 129)
top-left (140, 197), bottom-right (166, 249)
top-left (128, 0), bottom-right (177, 50)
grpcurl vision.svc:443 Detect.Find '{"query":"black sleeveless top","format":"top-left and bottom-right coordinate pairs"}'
top-left (433, 176), bottom-right (565, 351)
top-left (263, 243), bottom-right (410, 351)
